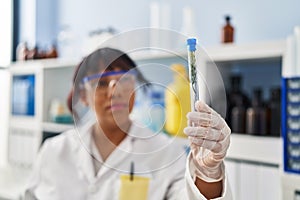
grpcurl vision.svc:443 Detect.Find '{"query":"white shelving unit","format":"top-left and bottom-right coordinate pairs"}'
top-left (7, 59), bottom-right (77, 169)
top-left (200, 40), bottom-right (285, 200)
top-left (205, 40), bottom-right (285, 62)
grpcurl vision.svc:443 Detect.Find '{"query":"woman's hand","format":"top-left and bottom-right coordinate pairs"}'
top-left (184, 101), bottom-right (231, 182)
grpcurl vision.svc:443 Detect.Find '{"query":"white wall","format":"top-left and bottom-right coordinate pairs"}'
top-left (53, 0), bottom-right (300, 46)
top-left (20, 0), bottom-right (300, 49)
top-left (0, 0), bottom-right (13, 67)
top-left (19, 0), bottom-right (36, 47)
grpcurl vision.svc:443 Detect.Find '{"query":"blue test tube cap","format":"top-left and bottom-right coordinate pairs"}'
top-left (187, 38), bottom-right (197, 51)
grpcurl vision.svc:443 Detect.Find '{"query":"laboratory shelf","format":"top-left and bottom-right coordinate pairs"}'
top-left (10, 58), bottom-right (79, 69)
top-left (204, 40), bottom-right (285, 62)
top-left (130, 50), bottom-right (187, 61)
top-left (42, 122), bottom-right (74, 133)
top-left (227, 134), bottom-right (283, 166)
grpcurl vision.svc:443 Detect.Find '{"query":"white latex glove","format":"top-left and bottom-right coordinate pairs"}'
top-left (184, 101), bottom-right (231, 183)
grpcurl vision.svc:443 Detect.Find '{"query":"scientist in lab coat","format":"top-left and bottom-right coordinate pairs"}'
top-left (24, 47), bottom-right (232, 200)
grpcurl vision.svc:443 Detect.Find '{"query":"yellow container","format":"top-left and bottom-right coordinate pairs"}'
top-left (165, 64), bottom-right (191, 137)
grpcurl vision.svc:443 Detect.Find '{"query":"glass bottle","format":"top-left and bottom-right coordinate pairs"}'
top-left (246, 88), bottom-right (268, 135)
top-left (27, 46), bottom-right (38, 60)
top-left (231, 96), bottom-right (246, 133)
top-left (269, 87), bottom-right (281, 136)
top-left (46, 43), bottom-right (58, 58)
top-left (16, 42), bottom-right (29, 61)
top-left (226, 75), bottom-right (249, 126)
top-left (221, 15), bottom-right (234, 43)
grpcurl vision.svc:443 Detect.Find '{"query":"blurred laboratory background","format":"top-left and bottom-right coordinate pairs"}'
top-left (1, 0), bottom-right (300, 199)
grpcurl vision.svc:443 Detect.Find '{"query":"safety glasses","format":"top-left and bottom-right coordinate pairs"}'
top-left (82, 70), bottom-right (137, 94)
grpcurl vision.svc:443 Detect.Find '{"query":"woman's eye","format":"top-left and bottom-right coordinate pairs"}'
top-left (120, 76), bottom-right (133, 83)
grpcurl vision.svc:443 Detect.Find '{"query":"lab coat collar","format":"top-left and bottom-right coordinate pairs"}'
top-left (76, 125), bottom-right (97, 183)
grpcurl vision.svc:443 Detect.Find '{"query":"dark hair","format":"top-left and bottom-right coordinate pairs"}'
top-left (68, 47), bottom-right (150, 113)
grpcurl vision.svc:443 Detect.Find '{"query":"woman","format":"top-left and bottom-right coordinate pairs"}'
top-left (24, 47), bottom-right (232, 199)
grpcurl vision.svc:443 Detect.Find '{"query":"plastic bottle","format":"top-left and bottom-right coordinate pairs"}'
top-left (221, 15), bottom-right (234, 43)
top-left (165, 64), bottom-right (191, 137)
top-left (148, 90), bottom-right (165, 133)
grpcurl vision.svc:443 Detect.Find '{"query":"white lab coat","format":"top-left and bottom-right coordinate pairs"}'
top-left (24, 122), bottom-right (232, 200)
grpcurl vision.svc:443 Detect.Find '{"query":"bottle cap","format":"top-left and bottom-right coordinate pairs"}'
top-left (187, 38), bottom-right (197, 51)
top-left (225, 15), bottom-right (231, 21)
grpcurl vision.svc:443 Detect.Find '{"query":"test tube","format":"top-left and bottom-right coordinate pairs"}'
top-left (187, 38), bottom-right (199, 111)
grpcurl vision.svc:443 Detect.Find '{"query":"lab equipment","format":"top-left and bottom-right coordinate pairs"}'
top-left (186, 38), bottom-right (199, 111)
top-left (148, 90), bottom-right (165, 133)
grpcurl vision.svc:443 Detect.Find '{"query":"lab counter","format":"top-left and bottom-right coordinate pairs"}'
top-left (227, 133), bottom-right (282, 166)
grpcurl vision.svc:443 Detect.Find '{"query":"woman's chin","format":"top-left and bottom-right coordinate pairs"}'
top-left (103, 113), bottom-right (130, 126)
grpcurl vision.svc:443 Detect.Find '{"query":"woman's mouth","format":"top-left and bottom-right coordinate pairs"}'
top-left (107, 103), bottom-right (127, 111)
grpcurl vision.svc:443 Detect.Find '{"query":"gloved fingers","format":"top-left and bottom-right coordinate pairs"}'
top-left (188, 102), bottom-right (228, 130)
top-left (184, 126), bottom-right (226, 141)
top-left (189, 134), bottom-right (230, 154)
top-left (195, 100), bottom-right (218, 115)
top-left (187, 112), bottom-right (219, 128)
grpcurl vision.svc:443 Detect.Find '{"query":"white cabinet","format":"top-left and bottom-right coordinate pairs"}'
top-left (7, 59), bottom-right (77, 167)
top-left (238, 162), bottom-right (281, 200)
top-left (203, 40), bottom-right (285, 200)
top-left (200, 40), bottom-right (285, 118)
top-left (224, 159), bottom-right (240, 199)
top-left (225, 134), bottom-right (282, 200)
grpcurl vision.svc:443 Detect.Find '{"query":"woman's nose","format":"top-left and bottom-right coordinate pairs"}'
top-left (107, 79), bottom-right (119, 97)
top-left (108, 79), bottom-right (117, 89)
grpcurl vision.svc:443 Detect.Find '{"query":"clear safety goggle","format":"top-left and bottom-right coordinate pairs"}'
top-left (82, 70), bottom-right (137, 93)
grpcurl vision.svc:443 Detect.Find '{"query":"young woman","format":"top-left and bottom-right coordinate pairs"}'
top-left (24, 47), bottom-right (232, 199)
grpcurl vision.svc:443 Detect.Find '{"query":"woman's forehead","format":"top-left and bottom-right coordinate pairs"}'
top-left (99, 66), bottom-right (124, 74)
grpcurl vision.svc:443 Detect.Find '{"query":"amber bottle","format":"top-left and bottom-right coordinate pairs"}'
top-left (46, 44), bottom-right (58, 58)
top-left (231, 97), bottom-right (246, 133)
top-left (222, 15), bottom-right (234, 43)
top-left (226, 75), bottom-right (249, 126)
top-left (246, 88), bottom-right (269, 135)
top-left (269, 87), bottom-right (281, 136)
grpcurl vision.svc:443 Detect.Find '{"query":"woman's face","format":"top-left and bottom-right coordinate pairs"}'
top-left (82, 67), bottom-right (136, 127)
